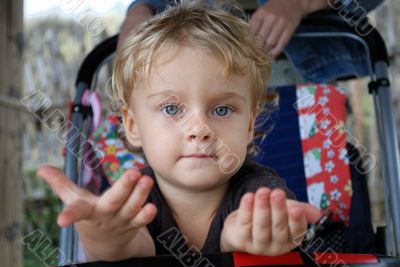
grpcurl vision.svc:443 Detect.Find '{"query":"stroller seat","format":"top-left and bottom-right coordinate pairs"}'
top-left (58, 9), bottom-right (400, 266)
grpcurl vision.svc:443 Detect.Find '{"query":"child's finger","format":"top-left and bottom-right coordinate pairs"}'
top-left (118, 175), bottom-right (154, 221)
top-left (129, 203), bottom-right (157, 228)
top-left (37, 165), bottom-right (86, 204)
top-left (96, 169), bottom-right (141, 215)
top-left (236, 193), bottom-right (254, 241)
top-left (252, 188), bottom-right (272, 246)
top-left (288, 206), bottom-right (307, 246)
top-left (270, 189), bottom-right (289, 243)
top-left (238, 193), bottom-right (254, 224)
top-left (303, 204), bottom-right (321, 223)
top-left (287, 200), bottom-right (321, 223)
top-left (57, 199), bottom-right (94, 227)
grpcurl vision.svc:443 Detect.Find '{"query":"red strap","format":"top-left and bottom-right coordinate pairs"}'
top-left (233, 252), bottom-right (303, 266)
top-left (233, 252), bottom-right (378, 266)
top-left (313, 253), bottom-right (378, 264)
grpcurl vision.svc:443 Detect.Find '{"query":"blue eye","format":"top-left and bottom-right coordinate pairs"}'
top-left (213, 105), bottom-right (231, 117)
top-left (162, 104), bottom-right (181, 116)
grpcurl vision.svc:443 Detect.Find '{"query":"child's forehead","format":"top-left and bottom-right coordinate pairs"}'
top-left (152, 42), bottom-right (215, 66)
top-left (143, 42), bottom-right (249, 80)
top-left (145, 47), bottom-right (247, 82)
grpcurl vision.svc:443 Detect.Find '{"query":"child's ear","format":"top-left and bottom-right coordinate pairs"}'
top-left (121, 106), bottom-right (142, 148)
top-left (247, 110), bottom-right (257, 145)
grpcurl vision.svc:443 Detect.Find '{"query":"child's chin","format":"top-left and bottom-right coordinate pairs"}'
top-left (177, 169), bottom-right (229, 189)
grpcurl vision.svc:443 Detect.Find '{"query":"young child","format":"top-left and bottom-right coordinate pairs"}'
top-left (37, 0), bottom-right (321, 262)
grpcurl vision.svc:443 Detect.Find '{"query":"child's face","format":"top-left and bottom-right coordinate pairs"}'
top-left (122, 45), bottom-right (256, 191)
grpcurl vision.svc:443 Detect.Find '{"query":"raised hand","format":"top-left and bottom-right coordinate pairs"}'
top-left (220, 187), bottom-right (321, 256)
top-left (37, 165), bottom-right (157, 261)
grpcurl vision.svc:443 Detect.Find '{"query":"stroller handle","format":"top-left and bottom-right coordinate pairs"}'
top-left (302, 10), bottom-right (389, 66)
top-left (75, 34), bottom-right (118, 88)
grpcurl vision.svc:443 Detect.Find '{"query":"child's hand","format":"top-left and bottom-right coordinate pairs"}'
top-left (37, 166), bottom-right (157, 261)
top-left (220, 188), bottom-right (321, 256)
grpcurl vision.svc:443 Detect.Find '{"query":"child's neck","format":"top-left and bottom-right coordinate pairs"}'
top-left (153, 173), bottom-right (230, 250)
top-left (155, 175), bottom-right (230, 220)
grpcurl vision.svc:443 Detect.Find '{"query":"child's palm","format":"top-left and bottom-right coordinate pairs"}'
top-left (220, 188), bottom-right (320, 256)
top-left (37, 166), bottom-right (157, 261)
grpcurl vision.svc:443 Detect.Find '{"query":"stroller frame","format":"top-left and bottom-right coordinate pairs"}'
top-left (62, 11), bottom-right (400, 264)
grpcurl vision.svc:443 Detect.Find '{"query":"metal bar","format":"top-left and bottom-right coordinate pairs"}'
top-left (59, 82), bottom-right (87, 265)
top-left (373, 61), bottom-right (400, 256)
top-left (372, 87), bottom-right (395, 255)
top-left (59, 50), bottom-right (115, 264)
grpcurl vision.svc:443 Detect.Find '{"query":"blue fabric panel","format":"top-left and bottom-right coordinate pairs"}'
top-left (252, 85), bottom-right (308, 202)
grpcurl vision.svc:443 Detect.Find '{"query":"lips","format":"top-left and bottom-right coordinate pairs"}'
top-left (183, 153), bottom-right (215, 158)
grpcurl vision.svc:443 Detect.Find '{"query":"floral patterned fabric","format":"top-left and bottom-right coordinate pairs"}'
top-left (92, 115), bottom-right (145, 185)
top-left (296, 84), bottom-right (351, 225)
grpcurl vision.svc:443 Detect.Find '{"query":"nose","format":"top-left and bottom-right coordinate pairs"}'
top-left (181, 113), bottom-right (214, 142)
top-left (188, 131), bottom-right (211, 141)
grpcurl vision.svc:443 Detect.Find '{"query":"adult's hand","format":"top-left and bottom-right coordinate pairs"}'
top-left (250, 0), bottom-right (330, 57)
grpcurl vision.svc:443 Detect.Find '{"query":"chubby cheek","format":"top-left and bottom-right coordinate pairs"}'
top-left (211, 120), bottom-right (251, 166)
top-left (228, 130), bottom-right (249, 161)
top-left (139, 117), bottom-right (182, 161)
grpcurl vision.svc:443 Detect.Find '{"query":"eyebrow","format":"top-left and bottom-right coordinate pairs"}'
top-left (147, 90), bottom-right (247, 102)
top-left (147, 90), bottom-right (176, 98)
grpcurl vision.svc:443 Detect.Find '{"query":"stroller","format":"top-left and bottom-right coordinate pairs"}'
top-left (59, 8), bottom-right (400, 267)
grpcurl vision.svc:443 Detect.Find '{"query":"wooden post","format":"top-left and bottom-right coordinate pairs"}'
top-left (0, 0), bottom-right (24, 267)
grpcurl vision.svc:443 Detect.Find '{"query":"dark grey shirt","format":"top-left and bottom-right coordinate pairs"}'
top-left (141, 159), bottom-right (295, 256)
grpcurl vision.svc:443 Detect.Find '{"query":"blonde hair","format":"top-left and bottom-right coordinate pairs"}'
top-left (111, 0), bottom-right (277, 155)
